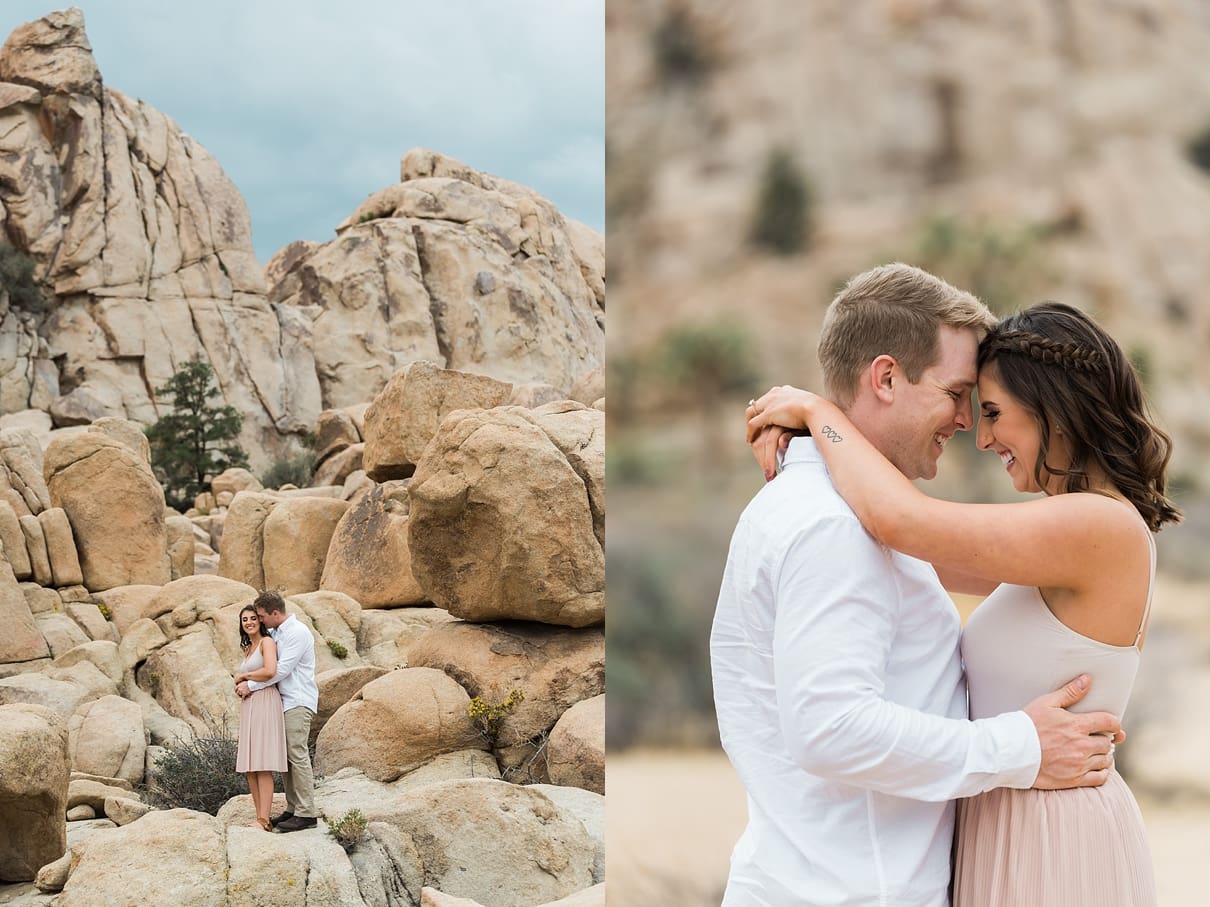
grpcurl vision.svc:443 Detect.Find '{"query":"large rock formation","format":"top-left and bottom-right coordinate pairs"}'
top-left (66, 694), bottom-right (147, 786)
top-left (362, 360), bottom-right (514, 481)
top-left (314, 667), bottom-right (487, 781)
top-left (43, 432), bottom-right (170, 591)
top-left (407, 621), bottom-right (605, 779)
top-left (265, 148), bottom-right (605, 410)
top-left (408, 403), bottom-right (604, 627)
top-left (0, 12), bottom-right (607, 477)
top-left (349, 779), bottom-right (596, 907)
top-left (259, 496), bottom-right (349, 595)
top-left (319, 479), bottom-right (426, 607)
top-left (0, 703), bottom-right (69, 882)
top-left (57, 809), bottom-right (227, 907)
top-left (0, 558), bottom-right (50, 668)
top-left (546, 694), bottom-right (605, 795)
top-left (0, 9), bottom-right (319, 469)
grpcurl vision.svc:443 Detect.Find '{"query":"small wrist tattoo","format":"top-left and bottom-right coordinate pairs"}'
top-left (821, 425), bottom-right (843, 443)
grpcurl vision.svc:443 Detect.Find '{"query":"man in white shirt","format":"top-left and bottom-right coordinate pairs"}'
top-left (711, 264), bottom-right (1121, 906)
top-left (236, 590), bottom-right (319, 832)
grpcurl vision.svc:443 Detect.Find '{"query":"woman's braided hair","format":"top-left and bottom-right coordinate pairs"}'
top-left (977, 302), bottom-right (1180, 531)
top-left (983, 331), bottom-right (1104, 373)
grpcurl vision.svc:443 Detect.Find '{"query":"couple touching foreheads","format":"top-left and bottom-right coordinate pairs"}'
top-left (712, 264), bottom-right (1178, 906)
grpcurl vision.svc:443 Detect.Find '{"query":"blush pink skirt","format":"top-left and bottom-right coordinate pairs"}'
top-left (235, 685), bottom-right (287, 773)
top-left (954, 770), bottom-right (1155, 906)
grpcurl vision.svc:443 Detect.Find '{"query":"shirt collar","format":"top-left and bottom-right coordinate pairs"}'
top-left (781, 435), bottom-right (822, 467)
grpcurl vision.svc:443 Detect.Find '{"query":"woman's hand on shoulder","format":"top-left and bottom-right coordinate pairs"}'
top-left (748, 425), bottom-right (794, 481)
top-left (746, 385), bottom-right (826, 439)
top-left (744, 386), bottom-right (831, 480)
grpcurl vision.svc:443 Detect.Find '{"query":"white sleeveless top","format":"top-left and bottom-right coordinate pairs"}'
top-left (961, 530), bottom-right (1156, 721)
top-left (239, 639), bottom-right (265, 677)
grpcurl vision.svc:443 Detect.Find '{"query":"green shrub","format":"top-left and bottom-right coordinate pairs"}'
top-left (751, 148), bottom-right (812, 256)
top-left (142, 716), bottom-right (246, 816)
top-left (467, 689), bottom-right (525, 746)
top-left (261, 445), bottom-right (316, 490)
top-left (0, 242), bottom-right (49, 314)
top-left (325, 808), bottom-right (368, 852)
top-left (326, 639), bottom-right (348, 659)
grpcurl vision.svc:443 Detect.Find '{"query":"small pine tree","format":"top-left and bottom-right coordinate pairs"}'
top-left (145, 359), bottom-right (249, 510)
top-left (750, 148), bottom-right (812, 256)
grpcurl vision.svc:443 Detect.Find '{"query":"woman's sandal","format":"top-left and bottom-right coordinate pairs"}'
top-left (258, 818), bottom-right (272, 832)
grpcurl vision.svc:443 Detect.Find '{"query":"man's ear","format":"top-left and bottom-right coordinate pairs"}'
top-left (867, 355), bottom-right (897, 404)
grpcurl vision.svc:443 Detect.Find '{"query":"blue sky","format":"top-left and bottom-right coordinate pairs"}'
top-left (0, 2), bottom-right (604, 264)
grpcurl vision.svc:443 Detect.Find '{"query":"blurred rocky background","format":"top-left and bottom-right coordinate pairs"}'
top-left (606, 1), bottom-right (1210, 903)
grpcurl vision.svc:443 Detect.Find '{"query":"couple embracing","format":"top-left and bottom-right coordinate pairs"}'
top-left (712, 264), bottom-right (1179, 905)
top-left (234, 590), bottom-right (319, 833)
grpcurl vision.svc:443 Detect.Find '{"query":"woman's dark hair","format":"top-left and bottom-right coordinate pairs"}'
top-left (238, 605), bottom-right (265, 651)
top-left (977, 302), bottom-right (1181, 531)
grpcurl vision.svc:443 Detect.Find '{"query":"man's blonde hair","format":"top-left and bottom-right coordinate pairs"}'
top-left (819, 263), bottom-right (995, 407)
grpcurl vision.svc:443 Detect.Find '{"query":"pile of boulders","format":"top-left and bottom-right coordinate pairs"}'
top-left (0, 355), bottom-right (605, 907)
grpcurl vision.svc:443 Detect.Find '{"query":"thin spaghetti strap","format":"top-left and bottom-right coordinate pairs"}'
top-left (1133, 531), bottom-right (1157, 649)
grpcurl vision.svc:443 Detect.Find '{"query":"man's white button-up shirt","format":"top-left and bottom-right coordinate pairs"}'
top-left (711, 437), bottom-right (1041, 906)
top-left (247, 613), bottom-right (319, 713)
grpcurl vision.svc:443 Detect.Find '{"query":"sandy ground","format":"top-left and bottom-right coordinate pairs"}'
top-left (608, 749), bottom-right (1210, 906)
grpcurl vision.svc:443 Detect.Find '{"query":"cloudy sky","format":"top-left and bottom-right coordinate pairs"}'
top-left (0, 2), bottom-right (603, 264)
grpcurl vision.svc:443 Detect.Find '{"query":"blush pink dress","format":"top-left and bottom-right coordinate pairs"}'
top-left (234, 640), bottom-right (287, 773)
top-left (954, 530), bottom-right (1157, 906)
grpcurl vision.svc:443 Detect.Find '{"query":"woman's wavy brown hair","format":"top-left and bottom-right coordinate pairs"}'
top-left (977, 302), bottom-right (1181, 531)
top-left (238, 604), bottom-right (266, 651)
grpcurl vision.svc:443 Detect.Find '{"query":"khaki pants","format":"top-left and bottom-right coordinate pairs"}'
top-left (282, 706), bottom-right (316, 818)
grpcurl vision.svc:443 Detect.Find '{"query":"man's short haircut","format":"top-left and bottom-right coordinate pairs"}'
top-left (818, 263), bottom-right (996, 407)
top-left (254, 589), bottom-right (287, 613)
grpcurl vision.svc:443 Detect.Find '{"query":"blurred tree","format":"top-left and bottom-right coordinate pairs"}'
top-left (914, 215), bottom-right (1047, 315)
top-left (607, 544), bottom-right (718, 748)
top-left (751, 148), bottom-right (812, 256)
top-left (1187, 123), bottom-right (1210, 173)
top-left (657, 318), bottom-right (759, 472)
top-left (660, 320), bottom-right (759, 401)
top-left (651, 1), bottom-right (724, 87)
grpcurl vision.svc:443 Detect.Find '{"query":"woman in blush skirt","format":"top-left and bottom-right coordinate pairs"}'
top-left (234, 604), bottom-right (288, 831)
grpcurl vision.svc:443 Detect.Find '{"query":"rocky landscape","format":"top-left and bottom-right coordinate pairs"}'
top-left (0, 9), bottom-right (604, 472)
top-left (0, 8), bottom-right (604, 907)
